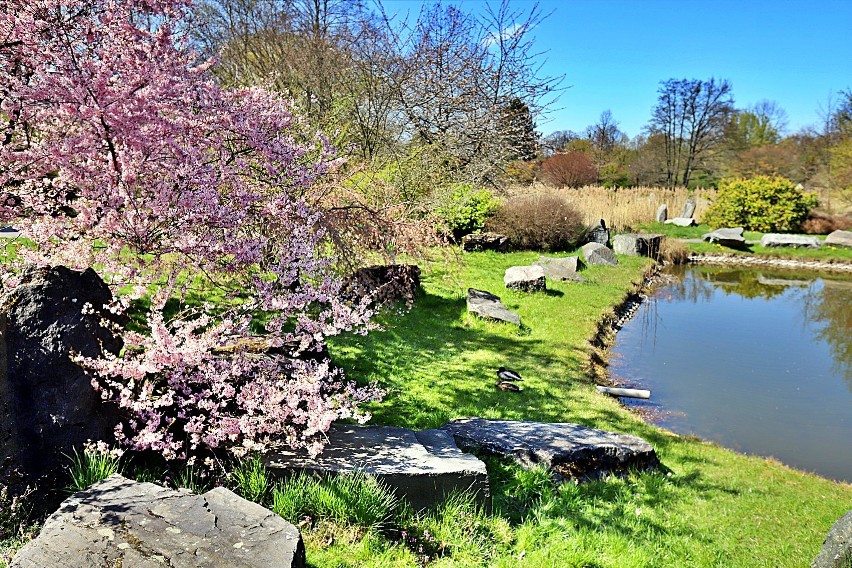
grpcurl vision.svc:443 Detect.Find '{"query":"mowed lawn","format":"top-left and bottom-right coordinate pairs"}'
top-left (326, 249), bottom-right (852, 567)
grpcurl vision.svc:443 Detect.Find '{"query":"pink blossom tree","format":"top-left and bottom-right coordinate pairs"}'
top-left (0, 0), bottom-right (381, 461)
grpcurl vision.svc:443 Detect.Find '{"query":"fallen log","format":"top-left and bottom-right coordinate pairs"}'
top-left (596, 386), bottom-right (651, 399)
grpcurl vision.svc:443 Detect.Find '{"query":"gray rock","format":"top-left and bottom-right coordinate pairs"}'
top-left (655, 204), bottom-right (668, 223)
top-left (0, 266), bottom-right (124, 510)
top-left (534, 256), bottom-right (586, 282)
top-left (265, 424), bottom-right (489, 512)
top-left (462, 232), bottom-right (509, 252)
top-left (504, 265), bottom-right (546, 292)
top-left (11, 475), bottom-right (305, 568)
top-left (466, 288), bottom-right (521, 325)
top-left (680, 198), bottom-right (696, 219)
top-left (664, 217), bottom-right (696, 227)
top-left (581, 242), bottom-right (618, 266)
top-left (441, 418), bottom-right (660, 481)
top-left (612, 234), bottom-right (663, 258)
top-left (760, 233), bottom-right (821, 249)
top-left (585, 220), bottom-right (610, 246)
top-left (812, 510), bottom-right (852, 568)
top-left (702, 227), bottom-right (746, 248)
top-left (342, 264), bottom-right (421, 306)
top-left (826, 230), bottom-right (852, 248)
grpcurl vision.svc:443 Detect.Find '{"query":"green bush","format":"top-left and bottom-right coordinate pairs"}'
top-left (434, 184), bottom-right (500, 240)
top-left (485, 193), bottom-right (585, 251)
top-left (703, 176), bottom-right (818, 232)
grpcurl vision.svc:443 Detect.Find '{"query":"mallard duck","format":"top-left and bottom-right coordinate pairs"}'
top-left (495, 380), bottom-right (522, 392)
top-left (496, 366), bottom-right (522, 382)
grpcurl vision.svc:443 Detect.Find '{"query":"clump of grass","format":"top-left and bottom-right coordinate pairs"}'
top-left (659, 236), bottom-right (691, 264)
top-left (65, 445), bottom-right (122, 492)
top-left (229, 454), bottom-right (271, 505)
top-left (175, 466), bottom-right (213, 494)
top-left (272, 471), bottom-right (399, 532)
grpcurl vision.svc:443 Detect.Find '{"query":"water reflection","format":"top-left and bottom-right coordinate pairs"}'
top-left (611, 266), bottom-right (852, 482)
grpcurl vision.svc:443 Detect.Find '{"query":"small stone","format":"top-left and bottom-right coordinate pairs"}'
top-left (760, 234), bottom-right (821, 249)
top-left (504, 265), bottom-right (546, 292)
top-left (534, 256), bottom-right (585, 282)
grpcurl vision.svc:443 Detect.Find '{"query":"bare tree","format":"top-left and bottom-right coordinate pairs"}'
top-left (650, 78), bottom-right (734, 186)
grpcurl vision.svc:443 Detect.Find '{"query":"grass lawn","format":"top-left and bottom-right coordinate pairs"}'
top-left (322, 249), bottom-right (852, 567)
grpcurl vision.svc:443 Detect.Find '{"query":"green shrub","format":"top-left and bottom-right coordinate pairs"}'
top-left (434, 184), bottom-right (500, 240)
top-left (65, 446), bottom-right (122, 492)
top-left (485, 193), bottom-right (585, 251)
top-left (703, 176), bottom-right (818, 232)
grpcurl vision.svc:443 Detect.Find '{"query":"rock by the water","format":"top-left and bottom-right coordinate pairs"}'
top-left (585, 220), bottom-right (610, 246)
top-left (680, 198), bottom-right (696, 219)
top-left (11, 475), bottom-right (305, 568)
top-left (462, 232), bottom-right (509, 252)
top-left (826, 230), bottom-right (852, 248)
top-left (581, 242), bottom-right (618, 266)
top-left (702, 227), bottom-right (746, 248)
top-left (504, 265), bottom-right (546, 292)
top-left (812, 510), bottom-right (852, 568)
top-left (655, 204), bottom-right (668, 223)
top-left (534, 256), bottom-right (585, 282)
top-left (664, 217), bottom-right (696, 227)
top-left (0, 266), bottom-right (123, 506)
top-left (265, 425), bottom-right (489, 512)
top-left (760, 233), bottom-right (821, 249)
top-left (441, 418), bottom-right (660, 481)
top-left (612, 234), bottom-right (663, 258)
top-left (466, 288), bottom-right (521, 326)
top-left (342, 264), bottom-right (421, 306)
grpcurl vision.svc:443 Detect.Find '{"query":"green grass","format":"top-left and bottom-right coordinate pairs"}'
top-left (65, 446), bottom-right (122, 493)
top-left (318, 248), bottom-right (852, 567)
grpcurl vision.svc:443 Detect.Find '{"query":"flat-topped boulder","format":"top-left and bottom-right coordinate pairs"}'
top-left (703, 227), bottom-right (746, 248)
top-left (664, 217), bottom-right (696, 227)
top-left (534, 256), bottom-right (585, 282)
top-left (265, 424), bottom-right (489, 511)
top-left (441, 418), bottom-right (660, 481)
top-left (504, 265), bottom-right (546, 292)
top-left (760, 233), bottom-right (821, 249)
top-left (11, 475), bottom-right (305, 568)
top-left (812, 510), bottom-right (852, 568)
top-left (826, 229), bottom-right (852, 248)
top-left (462, 232), bottom-right (509, 252)
top-left (612, 234), bottom-right (663, 258)
top-left (581, 242), bottom-right (618, 266)
top-left (466, 288), bottom-right (521, 326)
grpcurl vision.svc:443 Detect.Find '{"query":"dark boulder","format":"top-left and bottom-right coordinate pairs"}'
top-left (342, 264), bottom-right (421, 307)
top-left (462, 232), bottom-right (509, 253)
top-left (0, 266), bottom-right (123, 506)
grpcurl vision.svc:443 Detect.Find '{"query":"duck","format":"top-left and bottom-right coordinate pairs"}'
top-left (496, 366), bottom-right (523, 382)
top-left (495, 380), bottom-right (522, 392)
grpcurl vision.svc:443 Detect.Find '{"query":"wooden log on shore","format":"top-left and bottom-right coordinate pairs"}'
top-left (596, 386), bottom-right (651, 399)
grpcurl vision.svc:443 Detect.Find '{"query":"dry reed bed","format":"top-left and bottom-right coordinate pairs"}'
top-left (505, 184), bottom-right (716, 230)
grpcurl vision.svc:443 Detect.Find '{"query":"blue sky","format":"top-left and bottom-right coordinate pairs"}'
top-left (380, 0), bottom-right (852, 139)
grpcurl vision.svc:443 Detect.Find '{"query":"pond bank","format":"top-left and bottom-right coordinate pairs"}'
top-left (688, 252), bottom-right (852, 272)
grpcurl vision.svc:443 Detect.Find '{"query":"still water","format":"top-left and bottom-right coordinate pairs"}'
top-left (609, 265), bottom-right (852, 483)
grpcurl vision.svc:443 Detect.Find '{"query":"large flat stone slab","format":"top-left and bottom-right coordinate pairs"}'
top-left (703, 227), bottom-right (746, 247)
top-left (826, 229), bottom-right (852, 248)
top-left (265, 425), bottom-right (489, 512)
top-left (466, 288), bottom-right (521, 325)
top-left (441, 418), bottom-right (660, 481)
top-left (612, 233), bottom-right (663, 257)
top-left (581, 242), bottom-right (618, 266)
top-left (760, 233), bottom-right (821, 249)
top-left (535, 256), bottom-right (585, 282)
top-left (11, 475), bottom-right (305, 568)
top-left (812, 510), bottom-right (852, 568)
top-left (504, 265), bottom-right (546, 292)
top-left (664, 217), bottom-right (696, 227)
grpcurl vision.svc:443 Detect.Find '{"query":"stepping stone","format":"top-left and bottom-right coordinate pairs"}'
top-left (702, 227), bottom-right (746, 247)
top-left (265, 425), bottom-right (489, 512)
top-left (504, 265), bottom-right (546, 292)
top-left (664, 217), bottom-right (696, 227)
top-left (760, 233), bottom-right (821, 249)
top-left (11, 475), bottom-right (305, 568)
top-left (581, 242), bottom-right (618, 266)
top-left (612, 233), bottom-right (663, 257)
top-left (534, 256), bottom-right (586, 282)
top-left (466, 288), bottom-right (521, 325)
top-left (826, 229), bottom-right (852, 248)
top-left (441, 418), bottom-right (660, 481)
top-left (462, 232), bottom-right (509, 252)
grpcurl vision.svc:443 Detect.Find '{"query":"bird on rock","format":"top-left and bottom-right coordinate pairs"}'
top-left (495, 380), bottom-right (522, 392)
top-left (496, 366), bottom-right (523, 382)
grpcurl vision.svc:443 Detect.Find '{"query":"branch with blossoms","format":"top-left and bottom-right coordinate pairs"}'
top-left (1, 0), bottom-right (384, 462)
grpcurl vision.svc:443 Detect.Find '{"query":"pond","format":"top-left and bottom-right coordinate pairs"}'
top-left (609, 265), bottom-right (852, 483)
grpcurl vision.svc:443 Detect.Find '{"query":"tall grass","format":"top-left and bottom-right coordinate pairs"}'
top-left (506, 183), bottom-right (716, 231)
top-left (65, 446), bottom-right (122, 492)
